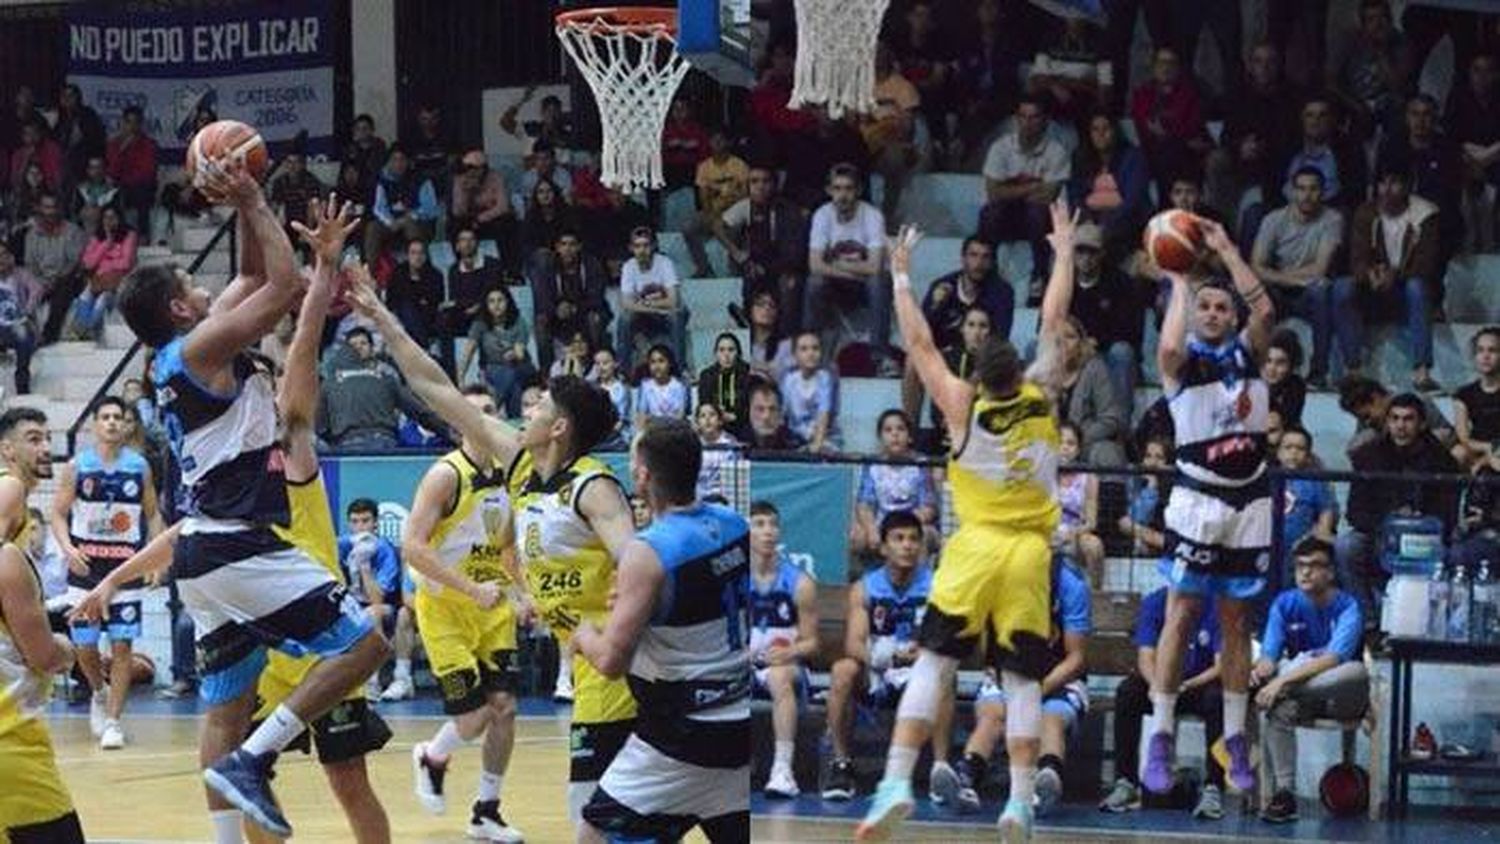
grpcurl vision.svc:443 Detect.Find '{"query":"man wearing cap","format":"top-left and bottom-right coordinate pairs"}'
top-left (1251, 535), bottom-right (1368, 824)
top-left (1250, 165), bottom-right (1350, 390)
top-left (1067, 221), bottom-right (1149, 416)
top-left (450, 150), bottom-right (517, 272)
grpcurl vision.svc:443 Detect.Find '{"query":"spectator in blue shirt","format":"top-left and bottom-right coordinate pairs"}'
top-left (1253, 536), bottom-right (1370, 824)
top-left (938, 559), bottom-right (1091, 816)
top-left (365, 144), bottom-right (440, 261)
top-left (1273, 426), bottom-right (1337, 591)
top-left (339, 497), bottom-right (407, 697)
top-left (1099, 587), bottom-right (1225, 817)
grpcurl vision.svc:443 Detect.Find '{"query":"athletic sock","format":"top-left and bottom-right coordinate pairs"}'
top-left (1150, 692), bottom-right (1179, 736)
top-left (1009, 766), bottom-right (1036, 805)
top-left (426, 720), bottom-right (465, 761)
top-left (209, 809), bottom-right (243, 844)
top-left (241, 704), bottom-right (305, 757)
top-left (773, 740), bottom-right (794, 771)
top-left (883, 744), bottom-right (919, 782)
top-left (477, 770), bottom-right (502, 802)
top-left (1224, 691), bottom-right (1249, 740)
top-left (394, 658), bottom-right (412, 681)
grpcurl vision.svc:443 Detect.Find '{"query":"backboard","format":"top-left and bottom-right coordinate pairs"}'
top-left (678, 0), bottom-right (756, 88)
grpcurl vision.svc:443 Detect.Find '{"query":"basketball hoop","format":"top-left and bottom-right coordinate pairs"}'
top-left (788, 0), bottom-right (891, 119)
top-left (555, 7), bottom-right (691, 193)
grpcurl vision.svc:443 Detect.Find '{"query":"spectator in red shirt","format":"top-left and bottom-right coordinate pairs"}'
top-left (9, 120), bottom-right (63, 195)
top-left (747, 41), bottom-right (817, 165)
top-left (1129, 46), bottom-right (1211, 197)
top-left (104, 105), bottom-right (158, 241)
top-left (661, 99), bottom-right (710, 190)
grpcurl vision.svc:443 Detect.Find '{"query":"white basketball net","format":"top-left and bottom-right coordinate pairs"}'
top-left (788, 0), bottom-right (891, 119)
top-left (556, 12), bottom-right (691, 193)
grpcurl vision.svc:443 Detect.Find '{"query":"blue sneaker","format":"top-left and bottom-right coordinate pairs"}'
top-left (998, 798), bottom-right (1034, 843)
top-left (854, 778), bottom-right (914, 841)
top-left (1224, 733), bottom-right (1256, 792)
top-left (1141, 731), bottom-right (1176, 794)
top-left (203, 749), bottom-right (289, 837)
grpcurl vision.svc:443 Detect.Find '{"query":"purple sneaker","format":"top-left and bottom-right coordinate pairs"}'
top-left (1224, 734), bottom-right (1255, 792)
top-left (1141, 731), bottom-right (1175, 794)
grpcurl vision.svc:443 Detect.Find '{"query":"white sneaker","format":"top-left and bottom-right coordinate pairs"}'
top-left (89, 691), bottom-right (107, 738)
top-left (412, 742), bottom-right (448, 814)
top-left (99, 719), bottom-right (125, 750)
top-left (380, 676), bottom-right (414, 701)
top-left (764, 765), bottom-right (799, 798)
top-left (552, 675), bottom-right (573, 704)
top-left (467, 800), bottom-right (524, 842)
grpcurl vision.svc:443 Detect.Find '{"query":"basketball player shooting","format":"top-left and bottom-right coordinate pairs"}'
top-left (1144, 218), bottom-right (1276, 797)
top-left (857, 199), bottom-right (1079, 843)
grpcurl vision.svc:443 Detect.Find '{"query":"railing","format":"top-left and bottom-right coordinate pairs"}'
top-left (63, 211), bottom-right (238, 456)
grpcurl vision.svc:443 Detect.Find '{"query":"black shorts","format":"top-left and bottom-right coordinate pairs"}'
top-left (583, 789), bottom-right (749, 843)
top-left (437, 649), bottom-right (521, 716)
top-left (250, 697), bottom-right (393, 765)
top-left (569, 718), bottom-right (635, 784)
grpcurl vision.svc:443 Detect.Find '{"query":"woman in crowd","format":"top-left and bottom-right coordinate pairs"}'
top-left (1069, 111), bottom-right (1151, 255)
top-left (849, 409), bottom-right (939, 559)
top-left (697, 331), bottom-right (752, 440)
top-left (1053, 315), bottom-right (1129, 466)
top-left (459, 286), bottom-right (535, 417)
top-left (746, 287), bottom-right (796, 384)
top-left (66, 205), bottom-right (137, 340)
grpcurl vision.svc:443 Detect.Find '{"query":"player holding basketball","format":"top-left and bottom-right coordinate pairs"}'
top-left (116, 164), bottom-right (389, 841)
top-left (50, 395), bottom-right (162, 750)
top-left (80, 198), bottom-right (395, 844)
top-left (0, 407), bottom-right (86, 844)
top-left (402, 381), bottom-right (526, 843)
top-left (572, 416), bottom-right (751, 843)
top-left (1142, 219), bottom-right (1275, 796)
top-left (857, 200), bottom-right (1078, 843)
top-left (345, 277), bottom-right (640, 826)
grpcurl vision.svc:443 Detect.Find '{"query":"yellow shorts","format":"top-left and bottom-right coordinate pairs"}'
top-left (0, 720), bottom-right (74, 833)
top-left (415, 588), bottom-right (519, 715)
top-left (253, 650), bottom-right (365, 722)
top-left (922, 525), bottom-right (1053, 678)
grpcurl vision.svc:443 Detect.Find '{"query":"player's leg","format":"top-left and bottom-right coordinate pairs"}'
top-left (101, 599), bottom-right (144, 747)
top-left (763, 662), bottom-right (801, 797)
top-left (928, 677), bottom-right (956, 783)
top-left (937, 686), bottom-right (1004, 813)
top-left (581, 731), bottom-right (747, 844)
top-left (68, 620), bottom-right (107, 737)
top-left (554, 639), bottom-right (574, 702)
top-left (201, 683), bottom-right (264, 842)
top-left (380, 604), bottom-right (417, 700)
top-left (468, 688), bottom-right (524, 842)
top-left (822, 657), bottom-right (864, 800)
top-left (1143, 589), bottom-right (1205, 792)
top-left (1216, 594), bottom-right (1257, 790)
top-left (409, 593), bottom-right (497, 815)
top-left (1034, 689), bottom-right (1084, 817)
top-left (322, 757), bottom-right (391, 844)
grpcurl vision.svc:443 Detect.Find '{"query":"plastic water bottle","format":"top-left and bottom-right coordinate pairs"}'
top-left (1449, 564), bottom-right (1472, 643)
top-left (1428, 562), bottom-right (1451, 641)
top-left (1474, 561), bottom-right (1499, 644)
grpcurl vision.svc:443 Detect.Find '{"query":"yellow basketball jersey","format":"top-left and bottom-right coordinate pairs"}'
top-left (948, 381), bottom-right (1061, 535)
top-left (0, 469), bottom-right (35, 550)
top-left (0, 544), bottom-right (48, 739)
top-left (258, 473), bottom-right (362, 712)
top-left (272, 474), bottom-right (341, 577)
top-left (509, 450), bottom-right (634, 724)
top-left (417, 449), bottom-right (515, 600)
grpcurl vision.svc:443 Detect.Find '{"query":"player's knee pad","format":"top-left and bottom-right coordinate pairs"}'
top-left (894, 650), bottom-right (957, 725)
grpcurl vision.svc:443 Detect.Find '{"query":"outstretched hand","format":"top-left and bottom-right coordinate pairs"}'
top-left (1045, 196), bottom-right (1080, 253)
top-left (343, 261), bottom-right (388, 320)
top-left (291, 193), bottom-right (360, 265)
top-left (196, 158), bottom-right (261, 209)
top-left (887, 224), bottom-right (923, 280)
top-left (1198, 217), bottom-right (1235, 256)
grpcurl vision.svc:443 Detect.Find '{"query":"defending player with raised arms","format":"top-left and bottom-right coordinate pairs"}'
top-left (858, 199), bottom-right (1082, 843)
top-left (345, 272), bottom-right (642, 825)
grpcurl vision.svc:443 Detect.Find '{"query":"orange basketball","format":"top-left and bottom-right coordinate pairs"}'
top-left (1143, 209), bottom-right (1205, 273)
top-left (185, 119), bottom-right (269, 190)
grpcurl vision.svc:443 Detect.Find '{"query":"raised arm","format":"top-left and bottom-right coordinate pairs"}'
top-left (346, 266), bottom-right (519, 468)
top-left (890, 225), bottom-right (973, 439)
top-left (281, 196), bottom-right (360, 433)
top-left (1156, 270), bottom-right (1193, 387)
top-left (69, 522), bottom-right (183, 624)
top-left (209, 200), bottom-right (269, 316)
top-left (1030, 198), bottom-right (1080, 394)
top-left (1201, 219), bottom-right (1275, 358)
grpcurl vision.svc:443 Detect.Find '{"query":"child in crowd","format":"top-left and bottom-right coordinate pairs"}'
top-left (548, 329), bottom-right (595, 379)
top-left (590, 346), bottom-right (631, 450)
top-left (633, 343), bottom-right (691, 428)
top-left (851, 410), bottom-right (939, 559)
top-left (779, 331), bottom-right (840, 453)
top-left (697, 331), bottom-right (752, 440)
top-left (695, 402), bottom-right (740, 501)
top-left (1056, 421), bottom-right (1104, 578)
top-left (1119, 436), bottom-right (1171, 556)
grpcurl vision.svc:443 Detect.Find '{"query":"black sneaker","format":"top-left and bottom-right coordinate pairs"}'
top-left (1261, 788), bottom-right (1299, 823)
top-left (469, 799), bottom-right (524, 842)
top-left (203, 749), bottom-right (290, 837)
top-left (822, 757), bottom-right (856, 801)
